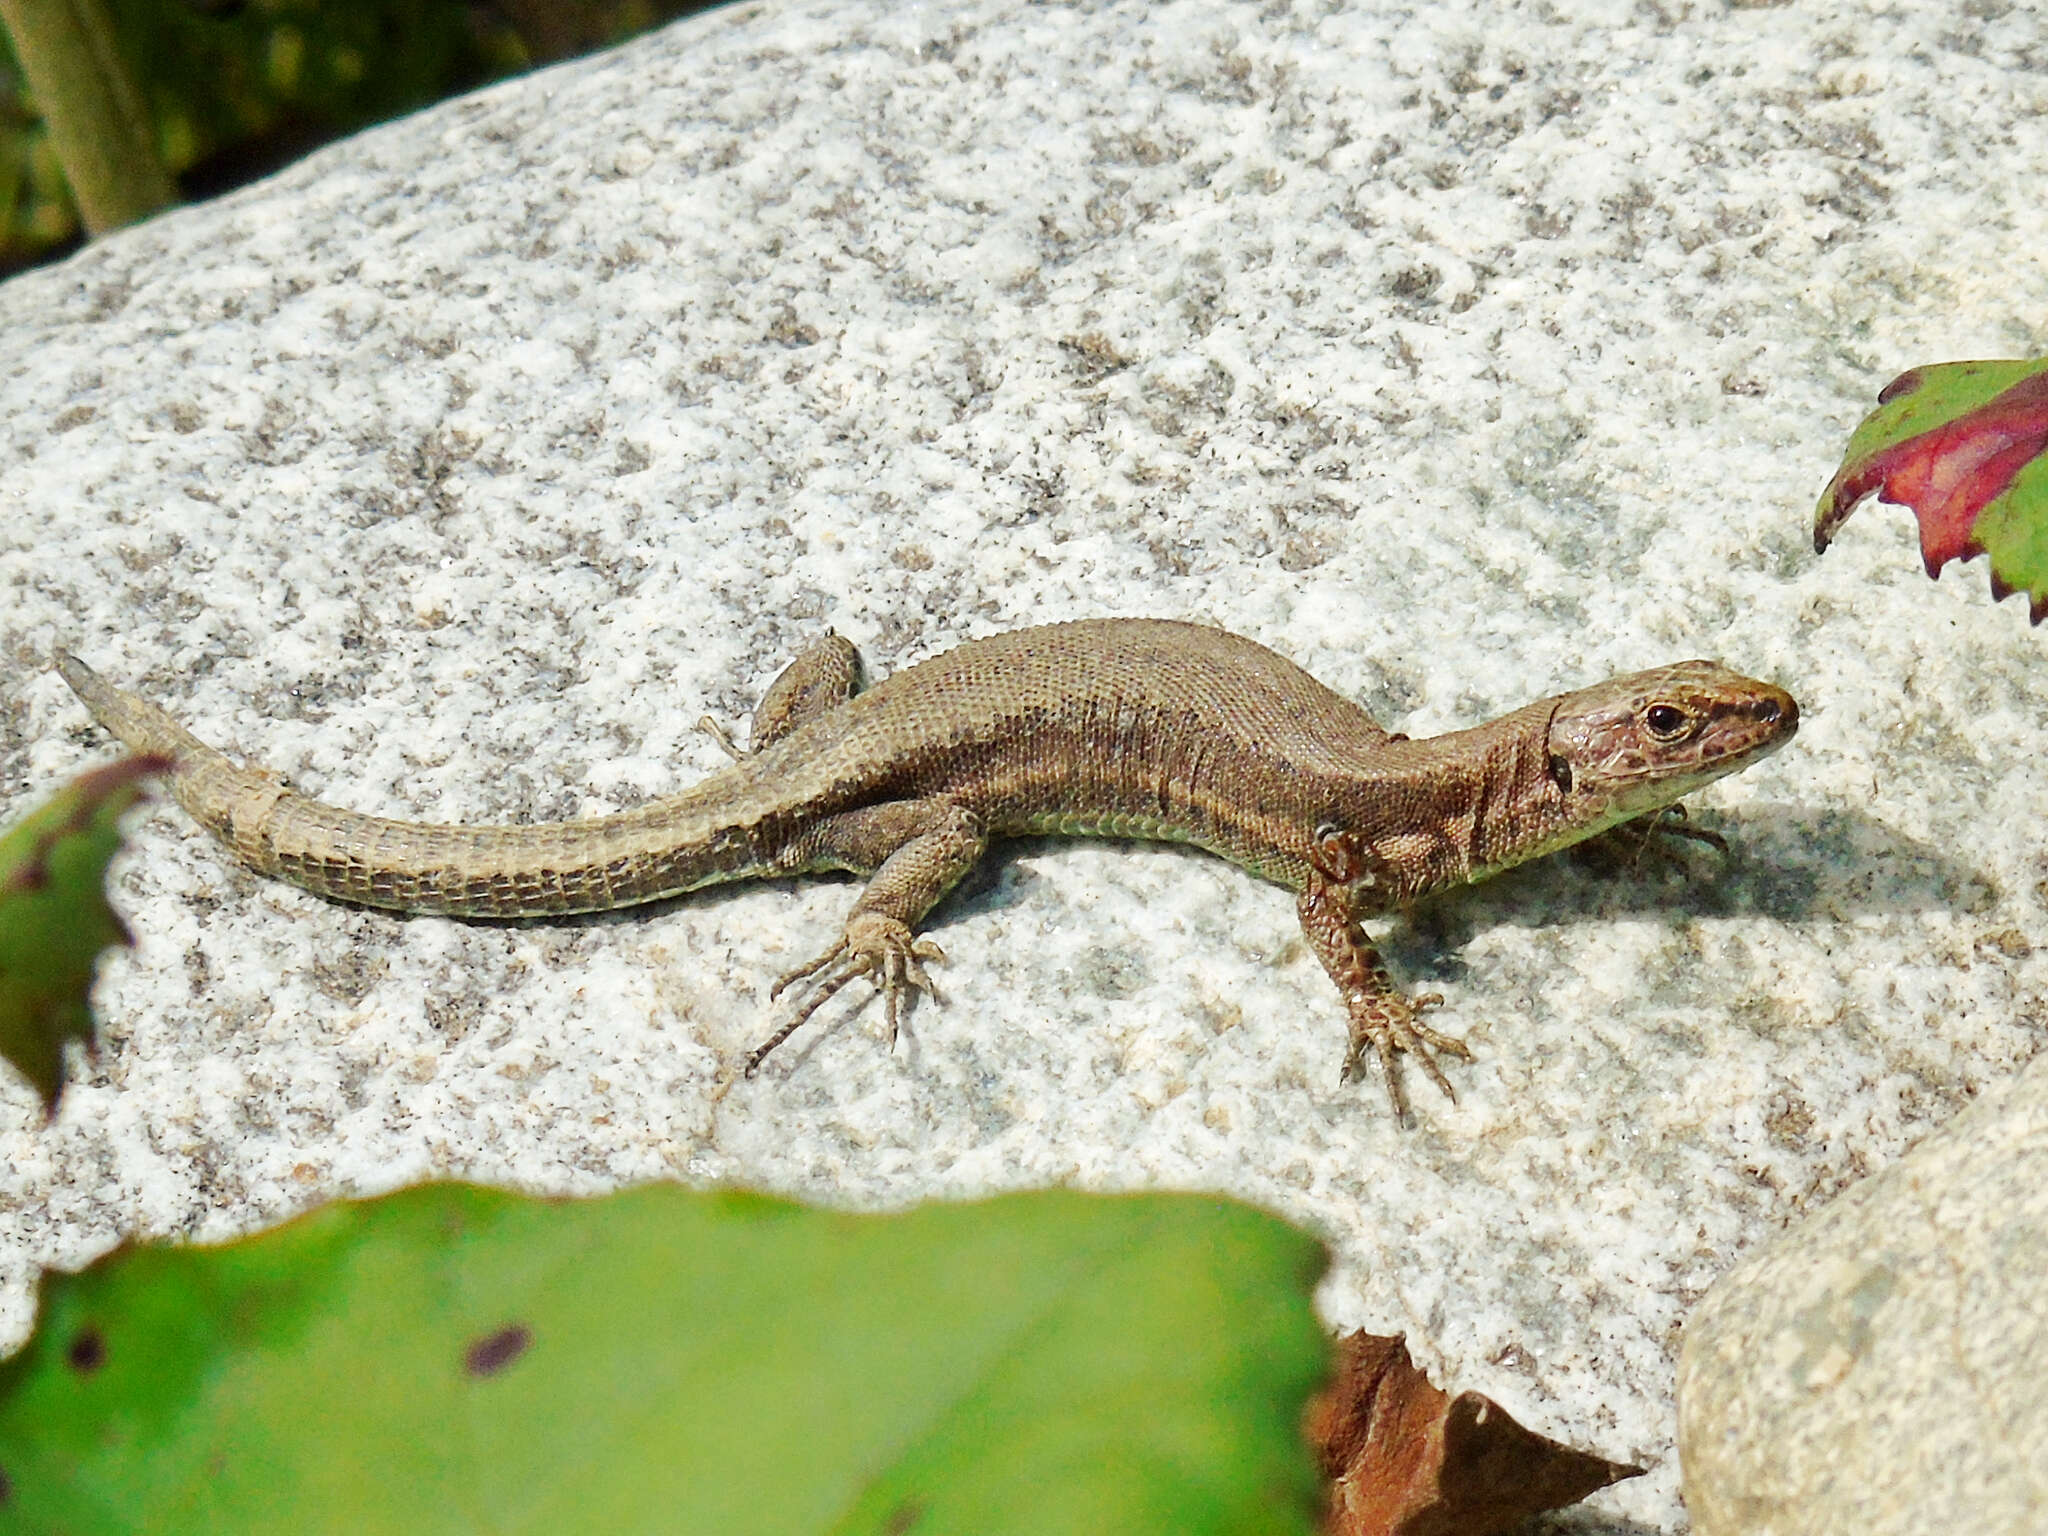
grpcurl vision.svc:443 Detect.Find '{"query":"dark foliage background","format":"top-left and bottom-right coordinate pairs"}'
top-left (0, 0), bottom-right (712, 274)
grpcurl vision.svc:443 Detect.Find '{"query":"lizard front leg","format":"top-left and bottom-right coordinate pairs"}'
top-left (1572, 803), bottom-right (1728, 875)
top-left (745, 800), bottom-right (987, 1074)
top-left (1296, 825), bottom-right (1469, 1121)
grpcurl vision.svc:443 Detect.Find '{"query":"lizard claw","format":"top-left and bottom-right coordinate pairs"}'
top-left (1339, 991), bottom-right (1466, 1123)
top-left (882, 936), bottom-right (947, 1037)
top-left (747, 915), bottom-right (946, 1074)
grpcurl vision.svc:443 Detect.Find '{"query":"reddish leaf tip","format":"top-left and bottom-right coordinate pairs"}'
top-left (1876, 368), bottom-right (1924, 405)
top-left (1813, 495), bottom-right (1847, 554)
top-left (53, 758), bottom-right (171, 847)
top-left (1, 755), bottom-right (166, 896)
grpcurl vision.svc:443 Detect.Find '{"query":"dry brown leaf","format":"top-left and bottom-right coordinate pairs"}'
top-left (1306, 1331), bottom-right (1642, 1536)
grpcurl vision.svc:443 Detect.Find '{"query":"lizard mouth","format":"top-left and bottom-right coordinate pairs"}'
top-left (1702, 682), bottom-right (1799, 765)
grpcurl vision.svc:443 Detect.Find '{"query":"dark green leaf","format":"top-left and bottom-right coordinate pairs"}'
top-left (0, 757), bottom-right (161, 1111)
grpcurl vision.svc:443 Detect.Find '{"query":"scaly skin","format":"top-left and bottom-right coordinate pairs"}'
top-left (58, 620), bottom-right (1798, 1115)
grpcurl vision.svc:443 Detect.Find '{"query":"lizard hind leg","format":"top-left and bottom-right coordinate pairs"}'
top-left (699, 633), bottom-right (864, 760)
top-left (744, 801), bottom-right (985, 1077)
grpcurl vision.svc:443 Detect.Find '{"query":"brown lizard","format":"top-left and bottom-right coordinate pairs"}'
top-left (56, 620), bottom-right (1797, 1116)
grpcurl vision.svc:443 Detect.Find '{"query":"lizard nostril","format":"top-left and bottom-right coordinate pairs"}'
top-left (1752, 699), bottom-right (1780, 723)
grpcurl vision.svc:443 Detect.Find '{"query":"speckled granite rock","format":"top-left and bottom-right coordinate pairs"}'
top-left (1678, 1049), bottom-right (2048, 1535)
top-left (2, 1), bottom-right (2045, 1529)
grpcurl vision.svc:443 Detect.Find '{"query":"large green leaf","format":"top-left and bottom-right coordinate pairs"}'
top-left (0, 1183), bottom-right (1329, 1535)
top-left (0, 757), bottom-right (162, 1111)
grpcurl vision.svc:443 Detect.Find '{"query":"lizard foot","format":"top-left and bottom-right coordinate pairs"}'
top-left (747, 912), bottom-right (945, 1075)
top-left (1339, 991), bottom-right (1467, 1123)
top-left (1574, 804), bottom-right (1728, 876)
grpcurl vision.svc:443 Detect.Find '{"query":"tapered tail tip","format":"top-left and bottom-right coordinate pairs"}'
top-left (54, 650), bottom-right (97, 695)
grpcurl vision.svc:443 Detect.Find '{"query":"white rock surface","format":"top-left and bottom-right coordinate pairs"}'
top-left (1678, 1048), bottom-right (2048, 1536)
top-left (1, 1), bottom-right (2044, 1528)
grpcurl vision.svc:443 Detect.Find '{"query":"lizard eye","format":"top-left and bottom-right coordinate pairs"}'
top-left (1644, 702), bottom-right (1689, 740)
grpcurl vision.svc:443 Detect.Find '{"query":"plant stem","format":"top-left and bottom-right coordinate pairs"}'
top-left (0, 0), bottom-right (176, 235)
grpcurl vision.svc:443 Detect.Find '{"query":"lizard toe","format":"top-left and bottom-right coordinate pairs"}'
top-left (770, 938), bottom-right (849, 1001)
top-left (1396, 998), bottom-right (1470, 1061)
top-left (746, 950), bottom-right (871, 1076)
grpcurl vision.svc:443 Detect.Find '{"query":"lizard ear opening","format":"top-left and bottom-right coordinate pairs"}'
top-left (1547, 754), bottom-right (1574, 793)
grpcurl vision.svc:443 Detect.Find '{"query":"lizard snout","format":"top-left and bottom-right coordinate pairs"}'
top-left (1747, 685), bottom-right (1797, 734)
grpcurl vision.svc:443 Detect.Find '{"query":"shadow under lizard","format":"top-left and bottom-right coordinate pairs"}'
top-left (58, 619), bottom-right (1798, 1119)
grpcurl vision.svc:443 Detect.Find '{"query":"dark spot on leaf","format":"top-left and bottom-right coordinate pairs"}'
top-left (66, 1327), bottom-right (106, 1373)
top-left (0, 1460), bottom-right (12, 1504)
top-left (0, 855), bottom-right (44, 897)
top-left (1876, 367), bottom-right (1924, 404)
top-left (882, 1498), bottom-right (925, 1534)
top-left (464, 1324), bottom-right (532, 1377)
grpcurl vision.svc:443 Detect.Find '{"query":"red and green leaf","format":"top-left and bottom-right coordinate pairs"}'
top-left (0, 758), bottom-right (163, 1111)
top-left (1813, 358), bottom-right (2048, 622)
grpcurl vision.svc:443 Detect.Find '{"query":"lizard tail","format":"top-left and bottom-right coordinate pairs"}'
top-left (53, 652), bottom-right (779, 917)
top-left (57, 652), bottom-right (222, 766)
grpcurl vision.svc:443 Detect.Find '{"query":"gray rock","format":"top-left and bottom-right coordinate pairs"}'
top-left (1, 2), bottom-right (2045, 1529)
top-left (1679, 1049), bottom-right (2048, 1535)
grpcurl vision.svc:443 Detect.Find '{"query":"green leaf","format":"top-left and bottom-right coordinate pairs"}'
top-left (0, 757), bottom-right (162, 1111)
top-left (1813, 358), bottom-right (2048, 622)
top-left (0, 1183), bottom-right (1329, 1535)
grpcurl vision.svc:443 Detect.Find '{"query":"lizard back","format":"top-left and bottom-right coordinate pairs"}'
top-left (797, 619), bottom-right (1398, 880)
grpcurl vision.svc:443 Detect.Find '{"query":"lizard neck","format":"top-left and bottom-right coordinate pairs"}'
top-left (1334, 698), bottom-right (1584, 904)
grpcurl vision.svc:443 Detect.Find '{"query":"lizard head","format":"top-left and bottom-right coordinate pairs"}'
top-left (1542, 660), bottom-right (1798, 820)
